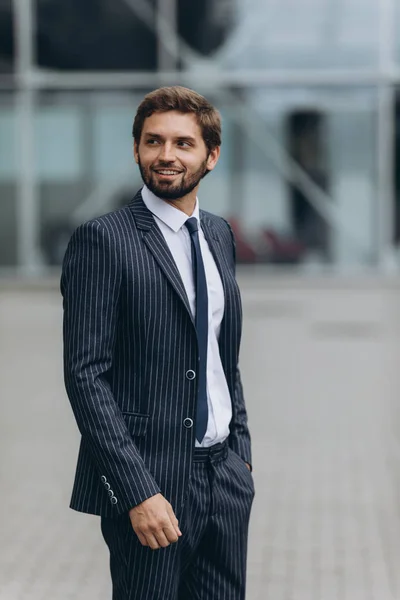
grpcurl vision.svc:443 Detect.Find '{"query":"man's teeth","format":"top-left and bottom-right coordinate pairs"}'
top-left (157, 170), bottom-right (179, 175)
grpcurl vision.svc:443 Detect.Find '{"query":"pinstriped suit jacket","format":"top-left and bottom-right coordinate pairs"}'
top-left (61, 189), bottom-right (252, 518)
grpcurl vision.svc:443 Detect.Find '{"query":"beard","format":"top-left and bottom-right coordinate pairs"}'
top-left (138, 156), bottom-right (209, 201)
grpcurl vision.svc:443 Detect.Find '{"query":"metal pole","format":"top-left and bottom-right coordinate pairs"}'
top-left (13, 0), bottom-right (41, 275)
top-left (157, 0), bottom-right (178, 72)
top-left (28, 67), bottom-right (386, 89)
top-left (377, 0), bottom-right (396, 270)
top-left (377, 86), bottom-right (396, 268)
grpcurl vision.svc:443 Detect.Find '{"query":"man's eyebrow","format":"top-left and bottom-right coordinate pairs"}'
top-left (176, 135), bottom-right (196, 143)
top-left (144, 132), bottom-right (196, 143)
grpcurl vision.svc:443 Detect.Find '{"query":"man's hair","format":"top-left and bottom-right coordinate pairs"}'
top-left (133, 86), bottom-right (221, 153)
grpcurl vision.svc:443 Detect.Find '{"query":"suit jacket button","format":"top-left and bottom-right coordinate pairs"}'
top-left (186, 370), bottom-right (196, 380)
top-left (111, 497), bottom-right (118, 505)
top-left (183, 418), bottom-right (194, 429)
top-left (108, 489), bottom-right (114, 497)
top-left (101, 476), bottom-right (107, 483)
top-left (105, 483), bottom-right (111, 491)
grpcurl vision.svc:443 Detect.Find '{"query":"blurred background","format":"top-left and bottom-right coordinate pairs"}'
top-left (2, 1), bottom-right (400, 599)
top-left (1, 0), bottom-right (400, 273)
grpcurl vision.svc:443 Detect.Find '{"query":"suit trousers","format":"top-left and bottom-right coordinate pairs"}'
top-left (100, 444), bottom-right (255, 600)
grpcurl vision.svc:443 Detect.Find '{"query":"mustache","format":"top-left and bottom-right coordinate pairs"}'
top-left (152, 162), bottom-right (184, 171)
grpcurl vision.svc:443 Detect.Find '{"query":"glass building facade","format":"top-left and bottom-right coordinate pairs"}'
top-left (0, 0), bottom-right (398, 274)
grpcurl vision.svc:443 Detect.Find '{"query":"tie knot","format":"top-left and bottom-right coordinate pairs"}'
top-left (185, 217), bottom-right (199, 235)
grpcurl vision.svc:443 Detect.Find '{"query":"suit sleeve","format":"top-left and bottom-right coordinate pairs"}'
top-left (61, 220), bottom-right (161, 514)
top-left (225, 220), bottom-right (253, 469)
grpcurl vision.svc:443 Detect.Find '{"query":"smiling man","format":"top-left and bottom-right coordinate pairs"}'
top-left (136, 110), bottom-right (213, 200)
top-left (61, 86), bottom-right (254, 600)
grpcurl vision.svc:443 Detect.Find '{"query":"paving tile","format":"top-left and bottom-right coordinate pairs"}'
top-left (1, 284), bottom-right (400, 599)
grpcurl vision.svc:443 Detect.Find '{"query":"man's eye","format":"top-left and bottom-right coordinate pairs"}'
top-left (178, 141), bottom-right (191, 148)
top-left (147, 139), bottom-right (159, 145)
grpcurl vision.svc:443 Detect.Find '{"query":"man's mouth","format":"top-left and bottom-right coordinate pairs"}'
top-left (153, 169), bottom-right (183, 176)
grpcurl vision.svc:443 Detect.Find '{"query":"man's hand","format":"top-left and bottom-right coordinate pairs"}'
top-left (245, 463), bottom-right (251, 471)
top-left (129, 493), bottom-right (182, 550)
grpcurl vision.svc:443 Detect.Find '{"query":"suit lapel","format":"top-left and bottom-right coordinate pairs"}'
top-left (129, 191), bottom-right (193, 323)
top-left (200, 213), bottom-right (229, 296)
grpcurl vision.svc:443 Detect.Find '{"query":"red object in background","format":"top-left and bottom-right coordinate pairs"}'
top-left (227, 217), bottom-right (258, 263)
top-left (262, 229), bottom-right (306, 264)
top-left (227, 217), bottom-right (306, 264)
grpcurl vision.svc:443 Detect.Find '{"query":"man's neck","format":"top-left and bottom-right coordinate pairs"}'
top-left (163, 194), bottom-right (197, 217)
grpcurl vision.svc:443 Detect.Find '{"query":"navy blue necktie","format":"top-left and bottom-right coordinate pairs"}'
top-left (185, 217), bottom-right (208, 443)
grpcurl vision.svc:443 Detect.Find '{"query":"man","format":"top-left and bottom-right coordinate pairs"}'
top-left (61, 86), bottom-right (254, 600)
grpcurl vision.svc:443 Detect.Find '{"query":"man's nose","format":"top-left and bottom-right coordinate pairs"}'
top-left (158, 143), bottom-right (176, 162)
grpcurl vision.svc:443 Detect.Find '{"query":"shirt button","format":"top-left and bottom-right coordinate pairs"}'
top-left (183, 418), bottom-right (194, 429)
top-left (186, 370), bottom-right (196, 380)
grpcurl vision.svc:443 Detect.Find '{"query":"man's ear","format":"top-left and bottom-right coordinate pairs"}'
top-left (134, 141), bottom-right (139, 164)
top-left (206, 146), bottom-right (221, 172)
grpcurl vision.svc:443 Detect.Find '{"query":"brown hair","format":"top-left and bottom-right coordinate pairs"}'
top-left (133, 86), bottom-right (221, 153)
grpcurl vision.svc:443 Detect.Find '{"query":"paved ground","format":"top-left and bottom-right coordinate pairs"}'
top-left (1, 274), bottom-right (400, 599)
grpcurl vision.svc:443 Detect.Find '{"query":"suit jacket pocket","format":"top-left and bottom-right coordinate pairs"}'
top-left (122, 412), bottom-right (150, 437)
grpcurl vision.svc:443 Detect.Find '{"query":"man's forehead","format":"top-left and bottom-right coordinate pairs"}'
top-left (142, 111), bottom-right (201, 136)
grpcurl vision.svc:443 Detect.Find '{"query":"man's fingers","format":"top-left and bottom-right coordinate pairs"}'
top-left (130, 496), bottom-right (182, 549)
top-left (145, 533), bottom-right (161, 551)
top-left (155, 530), bottom-right (171, 548)
top-left (136, 531), bottom-right (148, 547)
top-left (166, 504), bottom-right (182, 537)
top-left (163, 523), bottom-right (180, 544)
top-left (137, 526), bottom-right (177, 549)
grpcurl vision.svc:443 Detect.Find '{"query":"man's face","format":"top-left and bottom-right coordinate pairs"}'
top-left (134, 111), bottom-right (220, 201)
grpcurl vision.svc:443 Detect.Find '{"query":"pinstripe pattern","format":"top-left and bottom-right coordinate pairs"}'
top-left (61, 188), bottom-right (252, 519)
top-left (101, 447), bottom-right (254, 600)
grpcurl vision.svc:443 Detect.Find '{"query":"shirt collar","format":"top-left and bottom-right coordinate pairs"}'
top-left (141, 185), bottom-right (200, 233)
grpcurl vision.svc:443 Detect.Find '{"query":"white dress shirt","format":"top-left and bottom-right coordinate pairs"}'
top-left (141, 185), bottom-right (232, 448)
